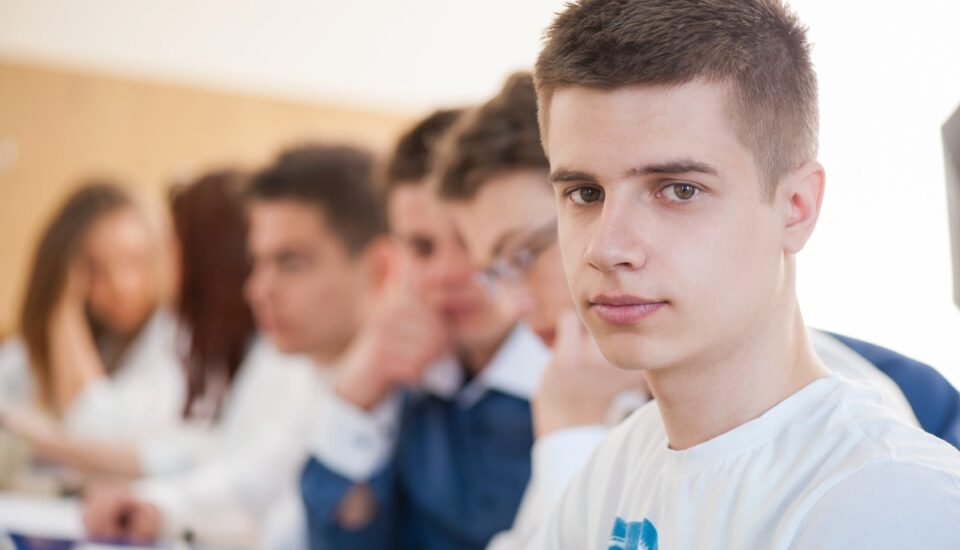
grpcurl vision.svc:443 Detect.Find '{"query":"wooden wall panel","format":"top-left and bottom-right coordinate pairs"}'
top-left (0, 59), bottom-right (412, 333)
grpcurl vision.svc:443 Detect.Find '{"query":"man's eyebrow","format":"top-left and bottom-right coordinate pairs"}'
top-left (550, 160), bottom-right (719, 185)
top-left (549, 169), bottom-right (598, 185)
top-left (626, 160), bottom-right (720, 178)
top-left (274, 244), bottom-right (315, 260)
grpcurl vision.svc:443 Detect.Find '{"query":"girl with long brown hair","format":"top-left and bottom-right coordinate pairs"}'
top-left (0, 182), bottom-right (183, 438)
top-left (1, 170), bottom-right (313, 496)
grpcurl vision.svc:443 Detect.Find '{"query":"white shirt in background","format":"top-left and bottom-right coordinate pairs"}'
top-left (134, 339), bottom-right (323, 549)
top-left (0, 309), bottom-right (185, 439)
top-left (534, 376), bottom-right (960, 550)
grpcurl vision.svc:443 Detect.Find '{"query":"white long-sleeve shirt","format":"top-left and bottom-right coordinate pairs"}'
top-left (134, 338), bottom-right (322, 548)
top-left (0, 309), bottom-right (185, 439)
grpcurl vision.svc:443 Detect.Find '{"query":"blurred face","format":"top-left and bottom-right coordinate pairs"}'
top-left (245, 200), bottom-right (370, 360)
top-left (450, 169), bottom-right (572, 348)
top-left (82, 208), bottom-right (159, 335)
top-left (545, 81), bottom-right (793, 371)
top-left (387, 184), bottom-right (513, 353)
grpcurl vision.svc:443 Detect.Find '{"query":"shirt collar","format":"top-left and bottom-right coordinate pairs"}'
top-left (419, 323), bottom-right (550, 407)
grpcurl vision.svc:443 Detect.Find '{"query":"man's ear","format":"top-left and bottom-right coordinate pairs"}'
top-left (779, 160), bottom-right (825, 254)
top-left (361, 235), bottom-right (397, 296)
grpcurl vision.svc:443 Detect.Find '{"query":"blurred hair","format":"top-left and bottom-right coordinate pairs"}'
top-left (170, 171), bottom-right (256, 418)
top-left (248, 144), bottom-right (387, 253)
top-left (383, 108), bottom-right (465, 193)
top-left (435, 73), bottom-right (548, 201)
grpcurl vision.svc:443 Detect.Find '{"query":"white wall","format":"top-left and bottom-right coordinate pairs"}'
top-left (2, 0), bottom-right (959, 384)
top-left (793, 1), bottom-right (960, 386)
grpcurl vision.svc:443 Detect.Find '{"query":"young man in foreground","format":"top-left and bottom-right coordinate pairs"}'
top-left (530, 0), bottom-right (960, 547)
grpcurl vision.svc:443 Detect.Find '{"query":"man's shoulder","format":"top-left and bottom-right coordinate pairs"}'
top-left (811, 378), bottom-right (960, 487)
top-left (833, 378), bottom-right (956, 448)
top-left (793, 456), bottom-right (960, 548)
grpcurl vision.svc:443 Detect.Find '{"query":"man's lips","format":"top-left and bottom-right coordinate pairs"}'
top-left (588, 294), bottom-right (667, 325)
top-left (441, 299), bottom-right (482, 320)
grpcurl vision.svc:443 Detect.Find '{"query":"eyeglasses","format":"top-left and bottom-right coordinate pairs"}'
top-left (475, 219), bottom-right (557, 298)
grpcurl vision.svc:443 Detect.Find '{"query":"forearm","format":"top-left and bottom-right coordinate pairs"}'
top-left (48, 305), bottom-right (106, 414)
top-left (31, 432), bottom-right (141, 477)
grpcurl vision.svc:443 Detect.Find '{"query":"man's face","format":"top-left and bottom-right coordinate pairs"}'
top-left (245, 199), bottom-right (369, 360)
top-left (387, 183), bottom-right (514, 353)
top-left (545, 81), bottom-right (792, 371)
top-left (451, 169), bottom-right (572, 348)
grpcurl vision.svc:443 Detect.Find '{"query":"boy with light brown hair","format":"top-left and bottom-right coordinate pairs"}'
top-left (528, 0), bottom-right (960, 548)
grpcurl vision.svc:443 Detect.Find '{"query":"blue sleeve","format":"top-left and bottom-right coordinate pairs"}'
top-left (828, 332), bottom-right (960, 449)
top-left (300, 455), bottom-right (400, 550)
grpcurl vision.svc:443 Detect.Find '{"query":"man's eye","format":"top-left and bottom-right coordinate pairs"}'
top-left (570, 186), bottom-right (604, 205)
top-left (279, 258), bottom-right (305, 271)
top-left (410, 238), bottom-right (434, 259)
top-left (663, 183), bottom-right (699, 202)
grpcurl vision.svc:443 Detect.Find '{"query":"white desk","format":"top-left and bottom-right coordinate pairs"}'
top-left (0, 493), bottom-right (83, 539)
top-left (0, 493), bottom-right (161, 549)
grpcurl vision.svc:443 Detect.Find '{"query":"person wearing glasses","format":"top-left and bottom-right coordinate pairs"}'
top-left (434, 72), bottom-right (959, 548)
top-left (298, 110), bottom-right (551, 550)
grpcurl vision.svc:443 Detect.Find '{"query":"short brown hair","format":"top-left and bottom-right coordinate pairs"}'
top-left (435, 72), bottom-right (549, 201)
top-left (384, 108), bottom-right (464, 193)
top-left (248, 144), bottom-right (387, 254)
top-left (535, 0), bottom-right (818, 188)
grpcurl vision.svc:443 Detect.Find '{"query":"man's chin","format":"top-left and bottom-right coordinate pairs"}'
top-left (593, 332), bottom-right (665, 371)
top-left (265, 332), bottom-right (300, 354)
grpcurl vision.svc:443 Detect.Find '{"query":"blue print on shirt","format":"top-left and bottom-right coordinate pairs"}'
top-left (608, 517), bottom-right (658, 550)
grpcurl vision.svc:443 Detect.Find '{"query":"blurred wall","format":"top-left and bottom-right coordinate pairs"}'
top-left (0, 59), bottom-right (412, 334)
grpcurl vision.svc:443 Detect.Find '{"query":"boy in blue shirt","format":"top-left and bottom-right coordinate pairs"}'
top-left (299, 110), bottom-right (551, 549)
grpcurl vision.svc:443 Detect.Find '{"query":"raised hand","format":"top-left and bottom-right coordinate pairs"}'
top-left (334, 242), bottom-right (450, 410)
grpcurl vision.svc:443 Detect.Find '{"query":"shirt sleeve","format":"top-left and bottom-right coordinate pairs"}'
top-left (134, 464), bottom-right (259, 546)
top-left (487, 425), bottom-right (608, 550)
top-left (527, 458), bottom-right (596, 550)
top-left (134, 342), bottom-right (319, 547)
top-left (791, 461), bottom-right (960, 549)
top-left (307, 387), bottom-right (401, 482)
top-left (133, 401), bottom-right (313, 547)
top-left (0, 338), bottom-right (32, 410)
top-left (62, 314), bottom-right (185, 439)
top-left (136, 424), bottom-right (218, 477)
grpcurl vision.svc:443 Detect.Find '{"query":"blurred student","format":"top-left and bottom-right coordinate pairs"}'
top-left (83, 146), bottom-right (388, 547)
top-left (3, 172), bottom-right (313, 487)
top-left (0, 182), bottom-right (182, 439)
top-left (434, 72), bottom-right (960, 547)
top-left (298, 110), bottom-right (550, 550)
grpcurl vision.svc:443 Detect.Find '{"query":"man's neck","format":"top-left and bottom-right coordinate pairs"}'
top-left (310, 337), bottom-right (353, 369)
top-left (646, 303), bottom-right (828, 451)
